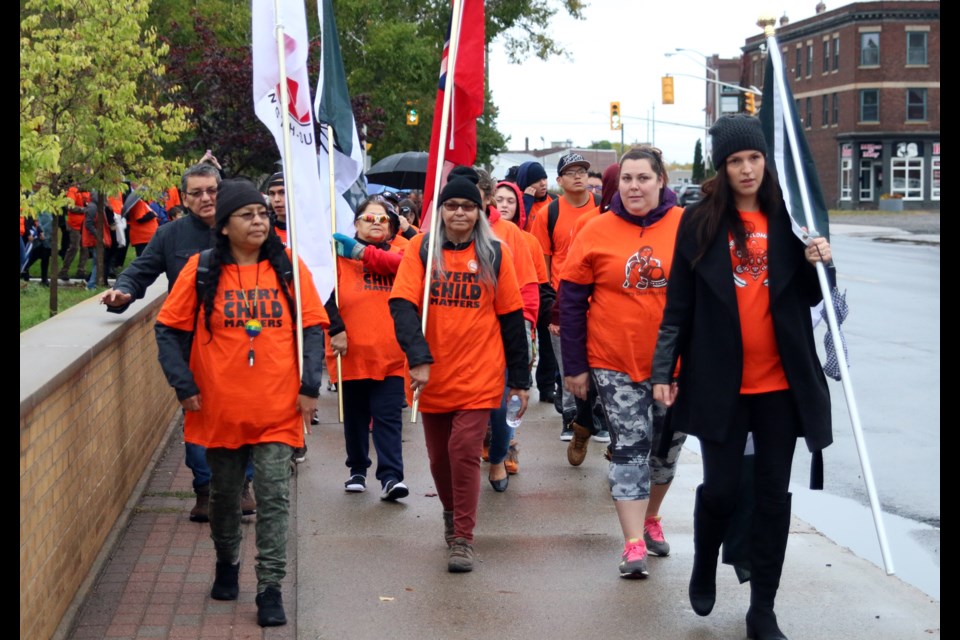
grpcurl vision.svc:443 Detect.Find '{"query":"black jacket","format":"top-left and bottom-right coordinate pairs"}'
top-left (651, 201), bottom-right (832, 455)
top-left (111, 213), bottom-right (214, 312)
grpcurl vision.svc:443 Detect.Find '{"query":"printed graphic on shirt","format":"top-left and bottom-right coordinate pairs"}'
top-left (429, 268), bottom-right (482, 308)
top-left (362, 270), bottom-right (395, 292)
top-left (623, 245), bottom-right (668, 290)
top-left (731, 227), bottom-right (769, 288)
top-left (223, 288), bottom-right (286, 328)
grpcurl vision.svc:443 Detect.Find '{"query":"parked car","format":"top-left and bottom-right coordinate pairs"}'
top-left (677, 184), bottom-right (702, 206)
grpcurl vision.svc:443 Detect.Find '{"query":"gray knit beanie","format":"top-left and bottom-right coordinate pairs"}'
top-left (710, 114), bottom-right (768, 167)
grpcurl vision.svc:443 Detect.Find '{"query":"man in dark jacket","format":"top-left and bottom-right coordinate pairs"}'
top-left (99, 161), bottom-right (256, 523)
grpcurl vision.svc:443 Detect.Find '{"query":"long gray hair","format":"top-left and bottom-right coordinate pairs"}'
top-left (430, 205), bottom-right (502, 289)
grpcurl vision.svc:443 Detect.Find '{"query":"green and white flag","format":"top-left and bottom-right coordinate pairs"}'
top-left (314, 0), bottom-right (364, 235)
top-left (758, 41), bottom-right (830, 241)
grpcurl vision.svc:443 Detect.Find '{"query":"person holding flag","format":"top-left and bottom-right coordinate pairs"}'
top-left (651, 115), bottom-right (832, 640)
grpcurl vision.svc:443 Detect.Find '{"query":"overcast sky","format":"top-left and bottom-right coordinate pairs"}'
top-left (487, 0), bottom-right (827, 165)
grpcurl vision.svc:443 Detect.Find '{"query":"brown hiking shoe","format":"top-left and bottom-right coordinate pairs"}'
top-left (504, 442), bottom-right (519, 475)
top-left (567, 422), bottom-right (591, 466)
top-left (241, 479), bottom-right (257, 516)
top-left (443, 511), bottom-right (455, 547)
top-left (447, 537), bottom-right (475, 573)
top-left (190, 486), bottom-right (210, 523)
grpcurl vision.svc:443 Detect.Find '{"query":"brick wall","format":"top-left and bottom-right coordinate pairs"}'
top-left (20, 284), bottom-right (178, 640)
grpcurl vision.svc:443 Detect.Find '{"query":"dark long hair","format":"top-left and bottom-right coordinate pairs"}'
top-left (689, 161), bottom-right (783, 266)
top-left (200, 224), bottom-right (295, 337)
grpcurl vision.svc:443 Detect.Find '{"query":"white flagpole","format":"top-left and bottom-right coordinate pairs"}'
top-left (763, 19), bottom-right (894, 575)
top-left (411, 0), bottom-right (465, 421)
top-left (326, 123), bottom-right (345, 422)
top-left (272, 0), bottom-right (306, 380)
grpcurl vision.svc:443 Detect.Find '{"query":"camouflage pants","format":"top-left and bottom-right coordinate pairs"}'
top-left (592, 369), bottom-right (685, 501)
top-left (206, 443), bottom-right (292, 592)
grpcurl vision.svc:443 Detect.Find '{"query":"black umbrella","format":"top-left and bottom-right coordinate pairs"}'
top-left (366, 151), bottom-right (428, 190)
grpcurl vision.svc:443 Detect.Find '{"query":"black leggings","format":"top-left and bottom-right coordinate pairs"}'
top-left (700, 391), bottom-right (800, 516)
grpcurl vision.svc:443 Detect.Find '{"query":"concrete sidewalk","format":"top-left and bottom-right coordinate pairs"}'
top-left (66, 386), bottom-right (939, 639)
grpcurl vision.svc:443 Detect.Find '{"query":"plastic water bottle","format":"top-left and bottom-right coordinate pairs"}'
top-left (506, 394), bottom-right (523, 429)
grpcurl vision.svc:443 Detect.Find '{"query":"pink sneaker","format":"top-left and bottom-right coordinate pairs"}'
top-left (643, 515), bottom-right (671, 557)
top-left (619, 538), bottom-right (649, 578)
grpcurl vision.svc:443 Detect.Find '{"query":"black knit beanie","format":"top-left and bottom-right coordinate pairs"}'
top-left (215, 179), bottom-right (267, 225)
top-left (438, 177), bottom-right (483, 210)
top-left (448, 165), bottom-right (480, 184)
top-left (525, 162), bottom-right (547, 184)
top-left (710, 114), bottom-right (768, 167)
top-left (264, 171), bottom-right (284, 191)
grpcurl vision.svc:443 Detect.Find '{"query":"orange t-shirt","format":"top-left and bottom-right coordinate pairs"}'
top-left (731, 211), bottom-right (789, 393)
top-left (165, 187), bottom-right (182, 208)
top-left (390, 232), bottom-right (410, 251)
top-left (390, 233), bottom-right (523, 413)
top-left (525, 197), bottom-right (551, 231)
top-left (325, 250), bottom-right (406, 381)
top-left (128, 200), bottom-right (158, 246)
top-left (490, 216), bottom-right (537, 290)
top-left (562, 207), bottom-right (683, 382)
top-left (572, 208), bottom-right (602, 237)
top-left (530, 196), bottom-right (599, 289)
top-left (274, 224), bottom-right (288, 246)
top-left (156, 252), bottom-right (329, 449)
top-left (521, 229), bottom-right (548, 284)
top-left (66, 187), bottom-right (90, 230)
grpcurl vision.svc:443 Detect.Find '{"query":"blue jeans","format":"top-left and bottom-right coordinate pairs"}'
top-left (342, 376), bottom-right (405, 486)
top-left (186, 441), bottom-right (253, 491)
top-left (488, 375), bottom-right (515, 465)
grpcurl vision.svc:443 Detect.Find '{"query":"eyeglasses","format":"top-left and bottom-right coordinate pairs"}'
top-left (231, 211), bottom-right (270, 222)
top-left (586, 185), bottom-right (602, 192)
top-left (561, 168), bottom-right (588, 178)
top-left (186, 187), bottom-right (218, 199)
top-left (441, 201), bottom-right (479, 213)
top-left (358, 213), bottom-right (390, 224)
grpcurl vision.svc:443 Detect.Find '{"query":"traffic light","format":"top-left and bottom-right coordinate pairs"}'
top-left (744, 92), bottom-right (756, 115)
top-left (609, 101), bottom-right (621, 130)
top-left (406, 100), bottom-right (419, 126)
top-left (661, 76), bottom-right (675, 105)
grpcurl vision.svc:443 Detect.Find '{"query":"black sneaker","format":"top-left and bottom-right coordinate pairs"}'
top-left (380, 479), bottom-right (409, 502)
top-left (210, 561), bottom-right (239, 600)
top-left (292, 445), bottom-right (307, 464)
top-left (327, 381), bottom-right (337, 392)
top-left (255, 586), bottom-right (287, 627)
top-left (560, 425), bottom-right (574, 441)
top-left (345, 474), bottom-right (366, 493)
top-left (310, 409), bottom-right (320, 426)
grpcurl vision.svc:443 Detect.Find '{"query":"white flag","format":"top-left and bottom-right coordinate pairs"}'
top-left (252, 0), bottom-right (334, 299)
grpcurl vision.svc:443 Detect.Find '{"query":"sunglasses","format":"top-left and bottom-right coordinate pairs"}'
top-left (358, 213), bottom-right (390, 224)
top-left (441, 201), bottom-right (479, 213)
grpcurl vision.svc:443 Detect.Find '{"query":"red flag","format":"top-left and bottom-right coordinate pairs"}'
top-left (420, 0), bottom-right (485, 229)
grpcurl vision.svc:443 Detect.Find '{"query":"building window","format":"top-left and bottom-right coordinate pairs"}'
top-left (840, 157), bottom-right (853, 201)
top-left (806, 44), bottom-right (814, 77)
top-left (931, 155), bottom-right (940, 201)
top-left (832, 93), bottom-right (839, 125)
top-left (823, 40), bottom-right (830, 73)
top-left (833, 35), bottom-right (840, 70)
top-left (860, 32), bottom-right (880, 66)
top-left (795, 99), bottom-right (802, 125)
top-left (907, 31), bottom-right (928, 65)
top-left (822, 95), bottom-right (829, 127)
top-left (795, 48), bottom-right (802, 79)
top-left (890, 157), bottom-right (923, 200)
top-left (860, 89), bottom-right (879, 122)
top-left (906, 88), bottom-right (927, 121)
top-left (805, 98), bottom-right (812, 129)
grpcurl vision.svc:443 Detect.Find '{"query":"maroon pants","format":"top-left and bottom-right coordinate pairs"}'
top-left (421, 410), bottom-right (491, 543)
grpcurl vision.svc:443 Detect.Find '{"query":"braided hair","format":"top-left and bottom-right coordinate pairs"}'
top-left (200, 224), bottom-right (297, 338)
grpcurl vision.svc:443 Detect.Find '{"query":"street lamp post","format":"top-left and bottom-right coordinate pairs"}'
top-left (665, 47), bottom-right (721, 168)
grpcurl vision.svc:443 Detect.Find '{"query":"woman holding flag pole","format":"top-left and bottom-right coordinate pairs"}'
top-left (651, 114), bottom-right (832, 640)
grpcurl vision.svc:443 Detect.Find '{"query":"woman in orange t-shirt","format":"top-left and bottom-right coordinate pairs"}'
top-left (155, 180), bottom-right (328, 628)
top-left (389, 177), bottom-right (530, 574)
top-left (651, 115), bottom-right (832, 640)
top-left (325, 196), bottom-right (409, 500)
top-left (560, 147), bottom-right (686, 580)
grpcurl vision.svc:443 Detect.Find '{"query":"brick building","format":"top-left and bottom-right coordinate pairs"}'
top-left (742, 1), bottom-right (940, 209)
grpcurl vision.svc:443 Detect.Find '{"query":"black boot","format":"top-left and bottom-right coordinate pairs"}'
top-left (745, 493), bottom-right (792, 640)
top-left (689, 485), bottom-right (731, 616)
top-left (210, 561), bottom-right (239, 600)
top-left (256, 585), bottom-right (287, 627)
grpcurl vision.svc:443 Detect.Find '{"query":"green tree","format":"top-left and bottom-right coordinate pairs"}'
top-left (692, 138), bottom-right (705, 184)
top-left (20, 0), bottom-right (191, 316)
